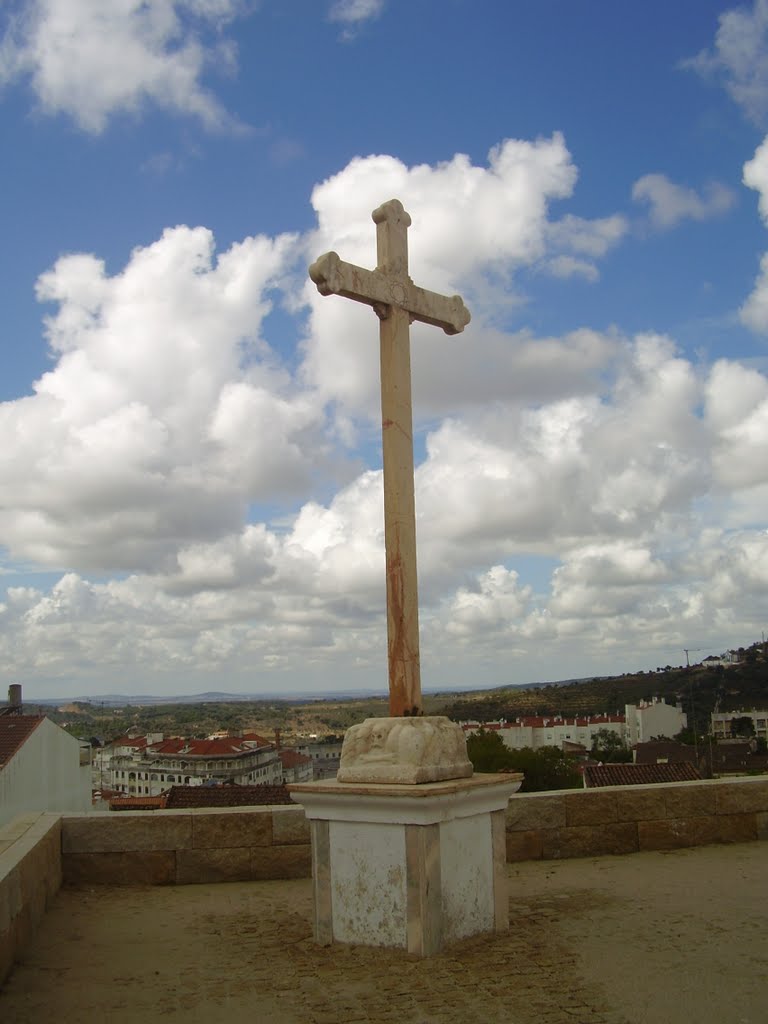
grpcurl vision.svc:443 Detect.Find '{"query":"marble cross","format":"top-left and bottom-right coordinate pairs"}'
top-left (309, 200), bottom-right (471, 717)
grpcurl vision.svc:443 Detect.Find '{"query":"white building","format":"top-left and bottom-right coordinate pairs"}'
top-left (624, 698), bottom-right (687, 745)
top-left (711, 710), bottom-right (768, 742)
top-left (278, 748), bottom-right (314, 784)
top-left (462, 699), bottom-right (686, 752)
top-left (295, 737), bottom-right (344, 780)
top-left (107, 733), bottom-right (282, 796)
top-left (462, 713), bottom-right (625, 751)
top-left (0, 715), bottom-right (92, 827)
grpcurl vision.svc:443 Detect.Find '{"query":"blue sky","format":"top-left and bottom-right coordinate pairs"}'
top-left (2, 0), bottom-right (768, 699)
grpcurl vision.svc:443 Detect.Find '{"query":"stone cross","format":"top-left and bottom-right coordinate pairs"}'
top-left (309, 200), bottom-right (471, 717)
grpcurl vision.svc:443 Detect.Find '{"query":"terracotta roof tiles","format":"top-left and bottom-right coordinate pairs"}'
top-left (162, 784), bottom-right (294, 808)
top-left (584, 762), bottom-right (701, 787)
top-left (0, 716), bottom-right (44, 768)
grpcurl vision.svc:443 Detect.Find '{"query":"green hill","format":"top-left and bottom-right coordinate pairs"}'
top-left (439, 643), bottom-right (768, 735)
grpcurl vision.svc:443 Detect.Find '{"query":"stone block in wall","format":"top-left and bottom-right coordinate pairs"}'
top-left (542, 822), bottom-right (637, 860)
top-left (0, 867), bottom-right (15, 937)
top-left (714, 779), bottom-right (768, 815)
top-left (757, 812), bottom-right (768, 840)
top-left (191, 810), bottom-right (272, 850)
top-left (506, 793), bottom-right (566, 831)
top-left (0, 870), bottom-right (22, 935)
top-left (615, 786), bottom-right (667, 822)
top-left (638, 816), bottom-right (719, 851)
top-left (176, 847), bottom-right (252, 885)
top-left (505, 829), bottom-right (544, 862)
top-left (662, 784), bottom-right (717, 819)
top-left (18, 852), bottom-right (46, 927)
top-left (62, 812), bottom-right (192, 854)
top-left (272, 806), bottom-right (310, 845)
top-left (63, 851), bottom-right (176, 886)
top-left (717, 813), bottom-right (758, 844)
top-left (565, 790), bottom-right (618, 826)
top-left (0, 924), bottom-right (14, 986)
top-left (250, 844), bottom-right (311, 880)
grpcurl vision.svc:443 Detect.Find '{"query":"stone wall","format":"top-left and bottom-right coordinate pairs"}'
top-left (3, 778), bottom-right (768, 984)
top-left (61, 805), bottom-right (311, 886)
top-left (0, 812), bottom-right (62, 985)
top-left (505, 776), bottom-right (768, 860)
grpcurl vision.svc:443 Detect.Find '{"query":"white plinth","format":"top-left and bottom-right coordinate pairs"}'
top-left (289, 774), bottom-right (522, 956)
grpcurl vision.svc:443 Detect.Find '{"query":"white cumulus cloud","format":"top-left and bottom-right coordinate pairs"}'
top-left (683, 0), bottom-right (768, 126)
top-left (0, 0), bottom-right (247, 132)
top-left (632, 173), bottom-right (735, 229)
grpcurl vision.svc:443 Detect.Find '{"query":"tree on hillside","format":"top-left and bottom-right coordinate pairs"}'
top-left (465, 729), bottom-right (515, 772)
top-left (730, 716), bottom-right (756, 738)
top-left (590, 728), bottom-right (631, 763)
top-left (465, 731), bottom-right (582, 791)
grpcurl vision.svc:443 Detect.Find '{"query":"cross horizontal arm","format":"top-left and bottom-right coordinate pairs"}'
top-left (309, 251), bottom-right (471, 336)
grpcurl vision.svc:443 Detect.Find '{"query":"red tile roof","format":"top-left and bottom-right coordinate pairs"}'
top-left (111, 736), bottom-right (148, 749)
top-left (109, 795), bottom-right (166, 811)
top-left (241, 732), bottom-right (273, 746)
top-left (0, 716), bottom-right (44, 768)
top-left (278, 750), bottom-right (312, 768)
top-left (147, 737), bottom-right (257, 757)
top-left (584, 762), bottom-right (701, 787)
top-left (463, 714), bottom-right (626, 731)
top-left (162, 784), bottom-right (294, 808)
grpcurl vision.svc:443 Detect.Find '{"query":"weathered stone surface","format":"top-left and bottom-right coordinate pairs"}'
top-left (714, 779), bottom-right (768, 815)
top-left (0, 872), bottom-right (13, 935)
top-left (250, 844), bottom-right (311, 880)
top-left (542, 823), bottom-right (637, 860)
top-left (337, 717), bottom-right (473, 785)
top-left (638, 816), bottom-right (719, 851)
top-left (662, 783), bottom-right (717, 819)
top-left (3, 869), bottom-right (22, 926)
top-left (615, 786), bottom-right (667, 822)
top-left (565, 790), bottom-right (618, 826)
top-left (505, 829), bottom-right (544, 862)
top-left (757, 812), bottom-right (768, 840)
top-left (176, 847), bottom-right (251, 885)
top-left (62, 812), bottom-right (192, 853)
top-left (0, 926), bottom-right (15, 986)
top-left (272, 806), bottom-right (310, 845)
top-left (191, 810), bottom-right (272, 850)
top-left (506, 793), bottom-right (566, 831)
top-left (717, 813), bottom-right (758, 844)
top-left (63, 851), bottom-right (176, 886)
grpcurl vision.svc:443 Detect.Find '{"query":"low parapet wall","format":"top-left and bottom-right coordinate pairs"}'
top-left (61, 805), bottom-right (312, 886)
top-left (505, 776), bottom-right (768, 860)
top-left (0, 812), bottom-right (62, 985)
top-left (3, 776), bottom-right (768, 985)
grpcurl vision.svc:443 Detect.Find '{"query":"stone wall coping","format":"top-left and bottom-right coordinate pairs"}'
top-left (508, 775), bottom-right (768, 800)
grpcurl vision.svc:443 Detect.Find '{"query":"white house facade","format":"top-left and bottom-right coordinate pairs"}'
top-left (107, 734), bottom-right (282, 796)
top-left (0, 716), bottom-right (92, 827)
top-left (462, 699), bottom-right (686, 752)
top-left (624, 698), bottom-right (687, 745)
top-left (711, 710), bottom-right (768, 741)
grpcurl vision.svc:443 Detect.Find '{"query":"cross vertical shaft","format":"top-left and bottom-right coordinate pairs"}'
top-left (374, 201), bottom-right (421, 715)
top-left (379, 301), bottom-right (420, 715)
top-left (308, 199), bottom-right (470, 716)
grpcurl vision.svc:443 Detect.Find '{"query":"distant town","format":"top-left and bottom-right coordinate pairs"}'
top-left (3, 639), bottom-right (766, 820)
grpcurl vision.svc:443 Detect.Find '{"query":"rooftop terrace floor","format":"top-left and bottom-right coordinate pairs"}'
top-left (2, 842), bottom-right (765, 1024)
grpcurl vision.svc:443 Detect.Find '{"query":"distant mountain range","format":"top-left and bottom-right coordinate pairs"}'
top-left (26, 678), bottom-right (601, 707)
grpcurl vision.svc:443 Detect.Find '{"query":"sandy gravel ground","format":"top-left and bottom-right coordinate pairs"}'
top-left (1, 843), bottom-right (765, 1024)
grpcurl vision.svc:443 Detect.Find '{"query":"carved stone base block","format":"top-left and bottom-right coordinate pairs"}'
top-left (336, 716), bottom-right (473, 784)
top-left (288, 774), bottom-right (522, 956)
